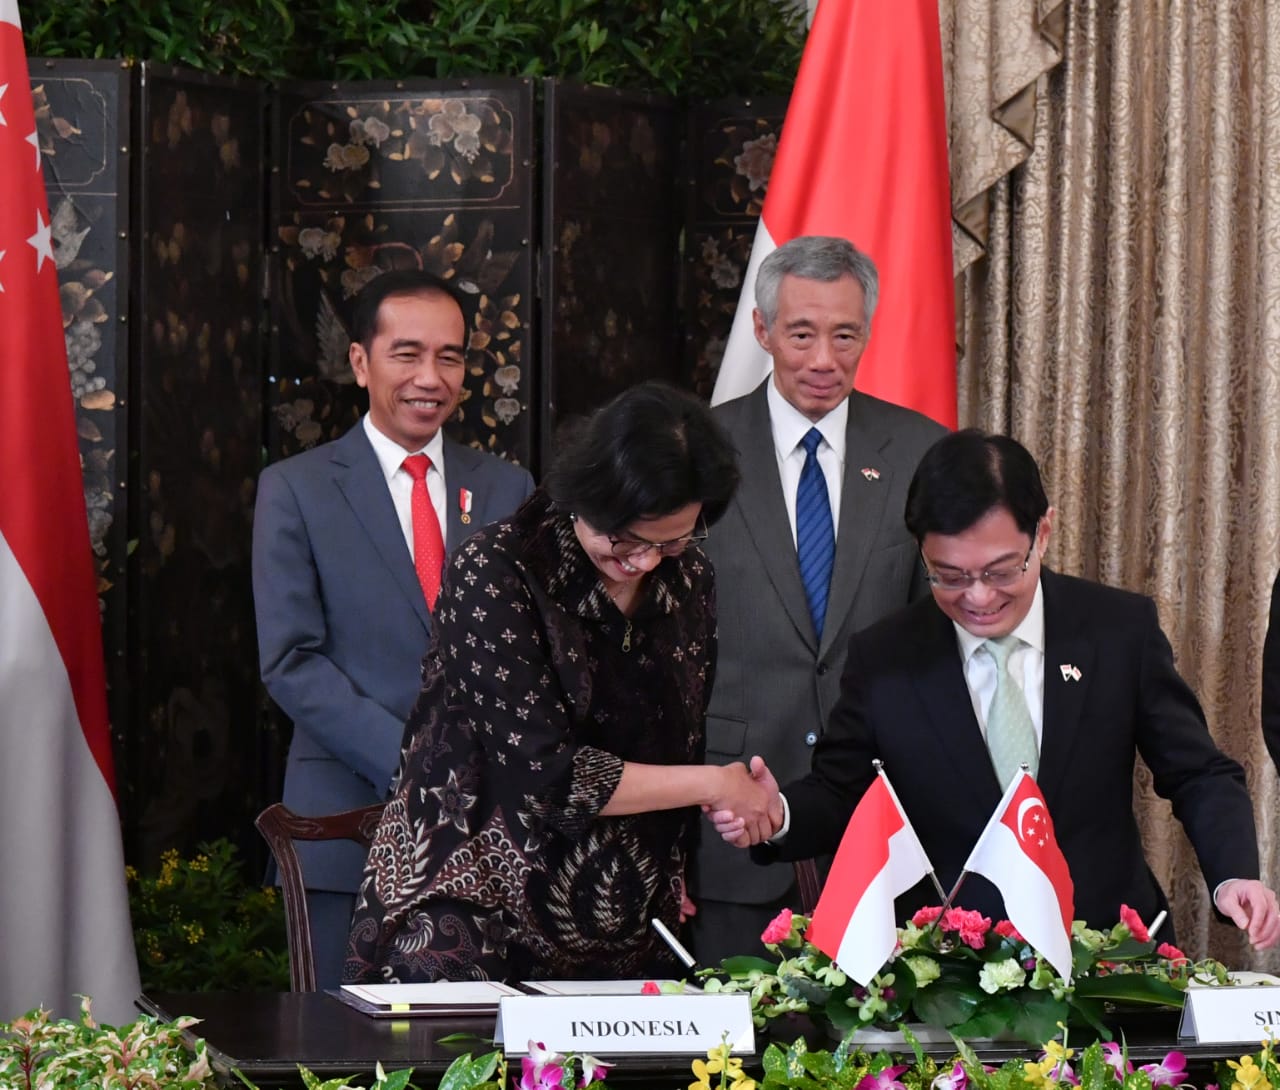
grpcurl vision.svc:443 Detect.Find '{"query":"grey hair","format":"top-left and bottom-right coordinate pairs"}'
top-left (754, 235), bottom-right (880, 331)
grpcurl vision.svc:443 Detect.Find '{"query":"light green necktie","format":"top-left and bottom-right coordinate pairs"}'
top-left (984, 635), bottom-right (1039, 786)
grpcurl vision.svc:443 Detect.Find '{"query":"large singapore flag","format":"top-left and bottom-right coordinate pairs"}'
top-left (805, 772), bottom-right (934, 985)
top-left (0, 0), bottom-right (140, 1023)
top-left (964, 770), bottom-right (1075, 983)
top-left (711, 0), bottom-right (957, 430)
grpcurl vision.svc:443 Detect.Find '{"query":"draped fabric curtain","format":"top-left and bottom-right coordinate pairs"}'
top-left (947, 0), bottom-right (1280, 966)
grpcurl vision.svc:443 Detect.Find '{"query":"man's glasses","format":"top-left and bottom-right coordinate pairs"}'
top-left (606, 519), bottom-right (709, 559)
top-left (921, 541), bottom-right (1035, 591)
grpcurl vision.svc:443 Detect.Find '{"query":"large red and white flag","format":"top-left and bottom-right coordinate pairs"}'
top-left (805, 771), bottom-right (933, 985)
top-left (963, 770), bottom-right (1075, 982)
top-left (0, 0), bottom-right (140, 1024)
top-left (712, 0), bottom-right (956, 429)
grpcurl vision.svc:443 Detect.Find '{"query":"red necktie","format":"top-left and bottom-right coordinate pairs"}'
top-left (401, 454), bottom-right (445, 610)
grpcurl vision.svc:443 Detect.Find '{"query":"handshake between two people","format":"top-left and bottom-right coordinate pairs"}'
top-left (703, 756), bottom-right (783, 848)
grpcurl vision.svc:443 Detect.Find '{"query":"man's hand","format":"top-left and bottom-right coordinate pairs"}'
top-left (703, 756), bottom-right (781, 848)
top-left (1216, 879), bottom-right (1280, 949)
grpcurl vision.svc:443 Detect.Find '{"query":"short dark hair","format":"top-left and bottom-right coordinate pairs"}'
top-left (904, 429), bottom-right (1049, 541)
top-left (349, 269), bottom-right (468, 350)
top-left (544, 382), bottom-right (740, 533)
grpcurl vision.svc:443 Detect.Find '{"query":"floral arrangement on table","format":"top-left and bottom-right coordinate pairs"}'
top-left (698, 905), bottom-right (1229, 1046)
top-left (4, 1000), bottom-right (1279, 1090)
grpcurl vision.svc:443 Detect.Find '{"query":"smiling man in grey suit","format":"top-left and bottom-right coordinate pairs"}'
top-left (689, 236), bottom-right (946, 965)
top-left (252, 270), bottom-right (533, 989)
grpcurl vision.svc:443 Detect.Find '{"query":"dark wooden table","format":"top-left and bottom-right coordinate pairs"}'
top-left (139, 991), bottom-right (729, 1088)
top-left (137, 992), bottom-right (1234, 1089)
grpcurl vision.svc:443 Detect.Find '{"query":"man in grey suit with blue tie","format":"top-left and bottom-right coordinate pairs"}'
top-left (252, 270), bottom-right (533, 988)
top-left (689, 236), bottom-right (946, 965)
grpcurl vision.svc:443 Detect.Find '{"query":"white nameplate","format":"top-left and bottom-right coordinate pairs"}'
top-left (1180, 977), bottom-right (1280, 1043)
top-left (496, 994), bottom-right (754, 1055)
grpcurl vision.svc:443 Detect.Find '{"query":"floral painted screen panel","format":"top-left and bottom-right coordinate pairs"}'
top-left (683, 96), bottom-right (788, 400)
top-left (268, 78), bottom-right (536, 470)
top-left (32, 58), bottom-right (133, 798)
top-left (539, 79), bottom-right (682, 469)
top-left (134, 63), bottom-right (268, 868)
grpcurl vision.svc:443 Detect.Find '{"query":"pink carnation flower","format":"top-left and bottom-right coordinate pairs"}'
top-left (994, 919), bottom-right (1025, 943)
top-left (911, 905), bottom-right (943, 928)
top-left (761, 908), bottom-right (795, 945)
top-left (640, 981), bottom-right (661, 995)
top-left (1119, 904), bottom-right (1151, 942)
top-left (1157, 942), bottom-right (1187, 964)
top-left (941, 907), bottom-right (992, 949)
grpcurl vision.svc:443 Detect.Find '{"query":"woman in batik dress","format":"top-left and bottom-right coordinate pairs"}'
top-left (345, 382), bottom-right (775, 982)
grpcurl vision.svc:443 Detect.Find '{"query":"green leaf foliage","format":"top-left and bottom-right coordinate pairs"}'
top-left (128, 839), bottom-right (290, 993)
top-left (24, 0), bottom-right (805, 98)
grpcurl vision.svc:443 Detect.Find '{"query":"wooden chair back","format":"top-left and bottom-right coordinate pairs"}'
top-left (254, 802), bottom-right (384, 992)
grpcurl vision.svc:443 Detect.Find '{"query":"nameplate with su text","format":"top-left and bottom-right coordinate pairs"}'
top-left (1179, 976), bottom-right (1280, 1043)
top-left (495, 994), bottom-right (754, 1055)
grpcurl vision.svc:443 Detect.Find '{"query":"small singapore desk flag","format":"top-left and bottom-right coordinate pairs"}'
top-left (0, 0), bottom-right (141, 1023)
top-left (962, 770), bottom-right (1075, 983)
top-left (805, 769), bottom-right (935, 986)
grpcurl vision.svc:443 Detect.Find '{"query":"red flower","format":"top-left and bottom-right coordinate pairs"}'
top-left (911, 905), bottom-right (943, 928)
top-left (941, 907), bottom-right (992, 949)
top-left (1119, 904), bottom-right (1151, 942)
top-left (1157, 942), bottom-right (1187, 964)
top-left (994, 919), bottom-right (1026, 943)
top-left (760, 907), bottom-right (794, 945)
top-left (640, 981), bottom-right (661, 995)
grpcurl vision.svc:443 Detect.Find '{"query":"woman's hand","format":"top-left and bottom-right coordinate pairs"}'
top-left (704, 756), bottom-right (781, 847)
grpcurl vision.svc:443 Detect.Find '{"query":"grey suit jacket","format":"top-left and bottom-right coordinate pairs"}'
top-left (252, 422), bottom-right (533, 892)
top-left (694, 380), bottom-right (946, 903)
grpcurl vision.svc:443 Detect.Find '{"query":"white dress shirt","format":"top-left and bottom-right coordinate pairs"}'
top-left (767, 378), bottom-right (847, 545)
top-left (954, 580), bottom-right (1046, 746)
top-left (362, 414), bottom-right (449, 554)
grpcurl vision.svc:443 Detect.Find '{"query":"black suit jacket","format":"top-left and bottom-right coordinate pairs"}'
top-left (1261, 573), bottom-right (1280, 773)
top-left (770, 568), bottom-right (1260, 928)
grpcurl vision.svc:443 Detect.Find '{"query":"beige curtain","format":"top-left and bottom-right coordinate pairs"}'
top-left (950, 0), bottom-right (1280, 966)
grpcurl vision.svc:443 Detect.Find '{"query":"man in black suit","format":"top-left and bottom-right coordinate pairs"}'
top-left (1261, 574), bottom-right (1280, 774)
top-left (719, 429), bottom-right (1278, 946)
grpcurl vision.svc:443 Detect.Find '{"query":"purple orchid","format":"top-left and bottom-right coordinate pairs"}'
top-left (519, 1041), bottom-right (566, 1090)
top-left (1101, 1042), bottom-right (1133, 1077)
top-left (856, 1064), bottom-right (910, 1090)
top-left (1139, 1050), bottom-right (1188, 1087)
top-left (578, 1053), bottom-right (613, 1086)
top-left (931, 1060), bottom-right (969, 1090)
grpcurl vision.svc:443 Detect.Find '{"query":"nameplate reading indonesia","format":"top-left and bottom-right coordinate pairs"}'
top-left (496, 994), bottom-right (754, 1055)
top-left (1179, 976), bottom-right (1280, 1043)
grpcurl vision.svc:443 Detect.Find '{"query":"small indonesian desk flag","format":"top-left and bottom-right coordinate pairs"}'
top-left (711, 0), bottom-right (957, 428)
top-left (963, 770), bottom-right (1075, 983)
top-left (0, 0), bottom-right (141, 1023)
top-left (805, 771), bottom-right (933, 985)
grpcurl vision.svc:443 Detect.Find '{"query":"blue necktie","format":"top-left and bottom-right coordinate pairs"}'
top-left (796, 427), bottom-right (835, 639)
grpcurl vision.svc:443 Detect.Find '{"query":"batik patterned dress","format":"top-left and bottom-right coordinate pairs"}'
top-left (344, 490), bottom-right (716, 982)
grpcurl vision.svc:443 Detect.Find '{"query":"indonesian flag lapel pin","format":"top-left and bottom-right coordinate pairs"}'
top-left (459, 487), bottom-right (474, 524)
